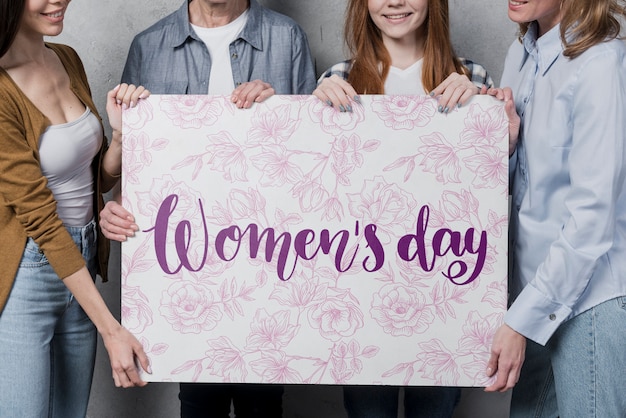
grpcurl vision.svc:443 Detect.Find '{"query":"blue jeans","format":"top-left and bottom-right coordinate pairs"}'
top-left (343, 386), bottom-right (461, 418)
top-left (0, 221), bottom-right (98, 418)
top-left (179, 383), bottom-right (284, 418)
top-left (510, 296), bottom-right (626, 418)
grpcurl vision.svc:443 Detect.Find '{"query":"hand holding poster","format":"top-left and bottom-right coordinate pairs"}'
top-left (121, 94), bottom-right (508, 386)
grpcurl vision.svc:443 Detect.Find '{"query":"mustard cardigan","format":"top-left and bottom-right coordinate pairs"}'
top-left (0, 43), bottom-right (110, 313)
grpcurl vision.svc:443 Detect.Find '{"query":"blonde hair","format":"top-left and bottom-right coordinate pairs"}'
top-left (519, 0), bottom-right (626, 58)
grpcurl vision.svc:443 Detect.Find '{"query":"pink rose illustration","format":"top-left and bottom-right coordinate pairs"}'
top-left (463, 145), bottom-right (508, 189)
top-left (204, 337), bottom-right (248, 382)
top-left (460, 102), bottom-right (508, 146)
top-left (292, 180), bottom-right (329, 212)
top-left (135, 174), bottom-right (202, 226)
top-left (160, 96), bottom-right (224, 129)
top-left (228, 187), bottom-right (267, 219)
top-left (309, 297), bottom-right (364, 342)
top-left (250, 145), bottom-right (303, 187)
top-left (247, 104), bottom-right (299, 144)
top-left (371, 284), bottom-right (435, 336)
top-left (159, 281), bottom-right (223, 334)
top-left (347, 176), bottom-right (417, 243)
top-left (415, 339), bottom-right (460, 385)
top-left (249, 351), bottom-right (303, 383)
top-left (457, 311), bottom-right (503, 356)
top-left (206, 131), bottom-right (249, 182)
top-left (417, 132), bottom-right (462, 184)
top-left (309, 99), bottom-right (365, 135)
top-left (122, 286), bottom-right (153, 333)
top-left (440, 189), bottom-right (479, 222)
top-left (246, 309), bottom-right (298, 350)
top-left (371, 95), bottom-right (436, 130)
top-left (123, 98), bottom-right (154, 131)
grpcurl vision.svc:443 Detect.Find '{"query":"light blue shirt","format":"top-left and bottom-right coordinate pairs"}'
top-left (503, 23), bottom-right (626, 345)
top-left (121, 0), bottom-right (316, 95)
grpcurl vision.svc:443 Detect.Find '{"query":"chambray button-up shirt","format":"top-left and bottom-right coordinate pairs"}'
top-left (121, 0), bottom-right (316, 95)
top-left (503, 23), bottom-right (626, 345)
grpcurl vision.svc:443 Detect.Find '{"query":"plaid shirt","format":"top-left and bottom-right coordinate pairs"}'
top-left (318, 57), bottom-right (494, 90)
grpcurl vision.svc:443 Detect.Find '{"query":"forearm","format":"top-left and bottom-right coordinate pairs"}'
top-left (101, 131), bottom-right (123, 192)
top-left (63, 266), bottom-right (122, 336)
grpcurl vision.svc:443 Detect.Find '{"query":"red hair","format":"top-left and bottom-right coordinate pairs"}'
top-left (344, 0), bottom-right (467, 93)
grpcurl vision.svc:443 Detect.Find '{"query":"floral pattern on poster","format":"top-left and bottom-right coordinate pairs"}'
top-left (121, 95), bottom-right (508, 386)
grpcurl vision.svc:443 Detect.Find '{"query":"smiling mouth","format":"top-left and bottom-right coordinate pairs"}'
top-left (384, 13), bottom-right (412, 19)
top-left (43, 11), bottom-right (64, 18)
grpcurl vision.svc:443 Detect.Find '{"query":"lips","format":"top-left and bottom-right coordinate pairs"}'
top-left (383, 12), bottom-right (412, 20)
top-left (43, 10), bottom-right (64, 18)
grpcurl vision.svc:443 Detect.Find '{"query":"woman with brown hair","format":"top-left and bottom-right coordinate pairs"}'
top-left (313, 0), bottom-right (493, 417)
top-left (485, 0), bottom-right (626, 416)
top-left (314, 0), bottom-right (492, 114)
top-left (0, 0), bottom-right (151, 416)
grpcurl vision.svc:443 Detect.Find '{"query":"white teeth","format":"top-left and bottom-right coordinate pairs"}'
top-left (509, 1), bottom-right (525, 5)
top-left (45, 11), bottom-right (63, 18)
top-left (385, 13), bottom-right (410, 19)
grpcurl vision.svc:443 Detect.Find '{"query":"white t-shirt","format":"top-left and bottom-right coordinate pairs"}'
top-left (384, 58), bottom-right (425, 95)
top-left (191, 9), bottom-right (249, 95)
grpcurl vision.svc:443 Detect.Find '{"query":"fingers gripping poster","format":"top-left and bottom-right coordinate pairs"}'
top-left (121, 95), bottom-right (508, 386)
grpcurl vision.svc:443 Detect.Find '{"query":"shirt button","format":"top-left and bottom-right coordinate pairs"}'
top-left (549, 313), bottom-right (556, 321)
top-left (235, 82), bottom-right (242, 86)
top-left (232, 53), bottom-right (238, 59)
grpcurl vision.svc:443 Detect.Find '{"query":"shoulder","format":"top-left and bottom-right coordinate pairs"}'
top-left (45, 43), bottom-right (81, 65)
top-left (130, 6), bottom-right (182, 44)
top-left (458, 57), bottom-right (494, 88)
top-left (252, 1), bottom-right (307, 37)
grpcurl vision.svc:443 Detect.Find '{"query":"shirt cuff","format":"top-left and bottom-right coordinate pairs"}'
top-left (504, 283), bottom-right (572, 345)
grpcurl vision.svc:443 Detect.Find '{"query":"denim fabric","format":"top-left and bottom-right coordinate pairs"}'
top-left (0, 221), bottom-right (98, 418)
top-left (121, 0), bottom-right (316, 95)
top-left (343, 386), bottom-right (460, 418)
top-left (510, 296), bottom-right (626, 418)
top-left (179, 382), bottom-right (283, 418)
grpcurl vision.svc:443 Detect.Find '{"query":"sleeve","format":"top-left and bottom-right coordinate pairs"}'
top-left (0, 94), bottom-right (85, 280)
top-left (460, 58), bottom-right (494, 89)
top-left (316, 61), bottom-right (352, 85)
top-left (504, 47), bottom-right (626, 344)
top-left (121, 37), bottom-right (143, 85)
top-left (290, 25), bottom-right (317, 94)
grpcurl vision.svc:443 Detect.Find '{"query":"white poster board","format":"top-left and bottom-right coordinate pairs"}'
top-left (121, 95), bottom-right (508, 386)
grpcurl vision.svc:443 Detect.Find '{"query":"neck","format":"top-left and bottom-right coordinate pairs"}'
top-left (0, 32), bottom-right (48, 69)
top-left (383, 34), bottom-right (425, 70)
top-left (189, 0), bottom-right (249, 28)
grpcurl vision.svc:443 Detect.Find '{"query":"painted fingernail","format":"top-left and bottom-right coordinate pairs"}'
top-left (438, 105), bottom-right (444, 113)
top-left (429, 91), bottom-right (435, 97)
top-left (444, 107), bottom-right (449, 114)
top-left (346, 104), bottom-right (353, 112)
top-left (325, 99), bottom-right (333, 106)
top-left (353, 95), bottom-right (362, 104)
top-left (339, 105), bottom-right (346, 112)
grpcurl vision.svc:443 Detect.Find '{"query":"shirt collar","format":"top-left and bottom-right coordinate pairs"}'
top-left (519, 22), bottom-right (563, 75)
top-left (167, 0), bottom-right (263, 50)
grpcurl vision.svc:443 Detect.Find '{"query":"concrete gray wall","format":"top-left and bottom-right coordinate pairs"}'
top-left (52, 1), bottom-right (518, 417)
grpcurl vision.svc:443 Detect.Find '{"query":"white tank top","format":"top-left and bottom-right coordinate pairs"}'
top-left (39, 108), bottom-right (103, 226)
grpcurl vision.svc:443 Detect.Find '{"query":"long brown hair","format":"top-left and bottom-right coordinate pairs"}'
top-left (518, 0), bottom-right (626, 58)
top-left (344, 0), bottom-right (467, 93)
top-left (0, 0), bottom-right (25, 58)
